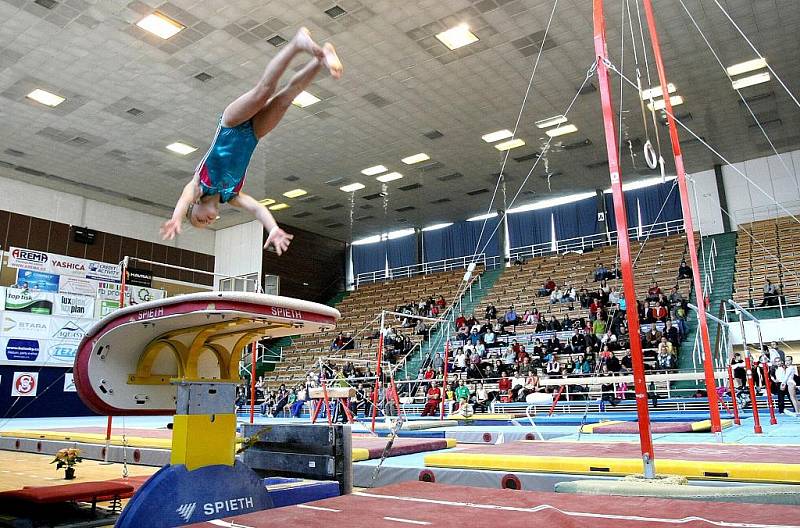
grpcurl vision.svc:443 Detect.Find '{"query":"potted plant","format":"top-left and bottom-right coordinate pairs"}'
top-left (51, 447), bottom-right (82, 480)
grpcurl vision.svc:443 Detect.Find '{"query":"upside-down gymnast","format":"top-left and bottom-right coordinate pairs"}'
top-left (161, 28), bottom-right (342, 254)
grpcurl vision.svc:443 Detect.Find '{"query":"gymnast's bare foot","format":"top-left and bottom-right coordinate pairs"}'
top-left (294, 27), bottom-right (323, 59)
top-left (322, 43), bottom-right (343, 79)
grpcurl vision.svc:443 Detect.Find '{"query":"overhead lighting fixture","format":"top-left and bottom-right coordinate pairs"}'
top-left (26, 88), bottom-right (65, 107)
top-left (726, 58), bottom-right (768, 77)
top-left (435, 24), bottom-right (479, 50)
top-left (467, 212), bottom-right (498, 222)
top-left (545, 124), bottom-right (579, 138)
top-left (494, 138), bottom-right (526, 151)
top-left (401, 153), bottom-right (430, 165)
top-left (647, 96), bottom-right (684, 112)
top-left (422, 222), bottom-right (453, 232)
top-left (535, 115), bottom-right (568, 129)
top-left (268, 203), bottom-right (289, 211)
top-left (481, 129), bottom-right (513, 143)
top-left (361, 165), bottom-right (387, 176)
top-left (282, 189), bottom-right (307, 198)
top-left (387, 228), bottom-right (415, 240)
top-left (731, 72), bottom-right (771, 90)
top-left (340, 182), bottom-right (365, 193)
top-left (166, 142), bottom-right (197, 155)
top-left (640, 83), bottom-right (676, 100)
top-left (136, 12), bottom-right (185, 39)
top-left (352, 234), bottom-right (382, 246)
top-left (292, 91), bottom-right (321, 108)
top-left (376, 172), bottom-right (403, 183)
top-left (259, 198), bottom-right (276, 206)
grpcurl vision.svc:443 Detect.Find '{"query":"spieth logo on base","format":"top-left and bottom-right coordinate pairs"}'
top-left (270, 307), bottom-right (303, 319)
top-left (176, 497), bottom-right (255, 522)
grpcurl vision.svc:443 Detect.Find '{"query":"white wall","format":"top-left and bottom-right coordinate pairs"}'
top-left (728, 316), bottom-right (800, 345)
top-left (687, 169), bottom-right (725, 236)
top-left (213, 221), bottom-right (263, 289)
top-left (722, 148), bottom-right (800, 228)
top-left (0, 174), bottom-right (215, 254)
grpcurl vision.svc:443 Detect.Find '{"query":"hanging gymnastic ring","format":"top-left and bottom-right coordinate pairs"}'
top-left (643, 140), bottom-right (658, 170)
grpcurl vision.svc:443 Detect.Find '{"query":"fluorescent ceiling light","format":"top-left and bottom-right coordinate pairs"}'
top-left (640, 83), bottom-right (676, 100)
top-left (292, 91), bottom-right (321, 108)
top-left (259, 198), bottom-right (276, 206)
top-left (603, 175), bottom-right (677, 193)
top-left (268, 203), bottom-right (289, 211)
top-left (352, 234), bottom-right (382, 246)
top-left (340, 183), bottom-right (365, 193)
top-left (136, 12), bottom-right (184, 39)
top-left (282, 189), bottom-right (307, 198)
top-left (361, 165), bottom-right (387, 176)
top-left (166, 142), bottom-right (197, 155)
top-left (535, 115), bottom-right (568, 129)
top-left (401, 153), bottom-right (430, 165)
top-left (387, 228), bottom-right (415, 240)
top-left (26, 88), bottom-right (65, 107)
top-left (435, 24), bottom-right (479, 50)
top-left (726, 58), bottom-right (768, 77)
top-left (467, 212), bottom-right (498, 222)
top-left (647, 96), bottom-right (684, 112)
top-left (507, 192), bottom-right (596, 214)
top-left (481, 129), bottom-right (513, 143)
top-left (494, 138), bottom-right (526, 151)
top-left (422, 222), bottom-right (453, 232)
top-left (545, 124), bottom-right (579, 138)
top-left (731, 72), bottom-right (771, 90)
top-left (376, 172), bottom-right (403, 183)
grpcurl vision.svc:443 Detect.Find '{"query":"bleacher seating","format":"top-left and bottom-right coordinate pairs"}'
top-left (734, 216), bottom-right (800, 305)
top-left (262, 269), bottom-right (470, 389)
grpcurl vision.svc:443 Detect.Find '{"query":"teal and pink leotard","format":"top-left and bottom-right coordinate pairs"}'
top-left (196, 118), bottom-right (259, 203)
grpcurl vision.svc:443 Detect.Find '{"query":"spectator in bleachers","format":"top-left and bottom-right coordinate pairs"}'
top-left (594, 262), bottom-right (608, 281)
top-left (454, 348), bottom-right (467, 372)
top-left (484, 327), bottom-right (497, 348)
top-left (663, 320), bottom-right (680, 347)
top-left (647, 282), bottom-right (662, 301)
top-left (768, 341), bottom-right (786, 364)
top-left (730, 352), bottom-right (746, 388)
top-left (475, 339), bottom-right (487, 358)
top-left (589, 298), bottom-right (601, 321)
top-left (573, 354), bottom-right (592, 374)
top-left (437, 295), bottom-right (446, 309)
top-left (423, 365), bottom-right (435, 380)
top-left (546, 315), bottom-right (562, 332)
top-left (608, 287), bottom-right (620, 307)
top-left (643, 326), bottom-right (662, 349)
top-left (420, 381), bottom-right (442, 417)
top-left (330, 332), bottom-right (346, 351)
top-left (549, 286), bottom-right (562, 304)
top-left (546, 355), bottom-right (562, 377)
top-left (636, 300), bottom-right (648, 323)
top-left (678, 259), bottom-right (692, 279)
top-left (674, 300), bottom-right (688, 336)
top-left (433, 352), bottom-right (444, 371)
top-left (651, 300), bottom-right (669, 323)
top-left (657, 342), bottom-right (676, 370)
top-left (563, 284), bottom-right (577, 304)
top-left (466, 313), bottom-right (479, 330)
top-left (511, 339), bottom-right (526, 362)
top-left (502, 306), bottom-right (519, 329)
top-left (592, 315), bottom-right (606, 336)
top-left (668, 286), bottom-right (683, 307)
top-left (600, 329), bottom-right (618, 350)
top-left (474, 383), bottom-right (490, 412)
top-left (415, 319), bottom-right (428, 337)
top-left (485, 303), bottom-right (497, 320)
top-left (561, 313), bottom-right (574, 331)
top-left (455, 312), bottom-right (467, 330)
top-left (538, 277), bottom-right (557, 297)
top-left (599, 364), bottom-right (620, 406)
top-left (659, 336), bottom-right (676, 357)
top-left (498, 372), bottom-right (512, 401)
top-left (578, 287), bottom-right (590, 308)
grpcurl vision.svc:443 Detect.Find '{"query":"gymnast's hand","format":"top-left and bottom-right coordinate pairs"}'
top-left (161, 218), bottom-right (182, 240)
top-left (265, 226), bottom-right (294, 255)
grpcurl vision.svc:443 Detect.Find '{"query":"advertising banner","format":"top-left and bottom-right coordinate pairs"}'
top-left (47, 341), bottom-right (79, 366)
top-left (49, 317), bottom-right (92, 342)
top-left (125, 285), bottom-right (166, 306)
top-left (8, 247), bottom-right (120, 282)
top-left (5, 288), bottom-right (54, 314)
top-left (2, 312), bottom-right (51, 339)
top-left (11, 372), bottom-right (38, 397)
top-left (53, 293), bottom-right (95, 319)
top-left (125, 267), bottom-right (153, 287)
top-left (2, 337), bottom-right (44, 364)
top-left (95, 299), bottom-right (120, 318)
top-left (86, 260), bottom-right (121, 282)
top-left (15, 269), bottom-right (60, 292)
top-left (8, 248), bottom-right (48, 273)
top-left (63, 372), bottom-right (76, 392)
top-left (58, 276), bottom-right (98, 297)
top-left (97, 281), bottom-right (121, 301)
top-left (47, 254), bottom-right (89, 278)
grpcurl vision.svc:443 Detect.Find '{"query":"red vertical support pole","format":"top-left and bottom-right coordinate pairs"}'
top-left (727, 367), bottom-right (740, 425)
top-left (118, 258), bottom-right (127, 309)
top-left (744, 356), bottom-right (763, 434)
top-left (371, 332), bottom-right (385, 433)
top-left (761, 362), bottom-right (777, 425)
top-left (390, 375), bottom-right (404, 418)
top-left (593, 0), bottom-right (655, 478)
top-left (249, 342), bottom-right (257, 424)
top-left (321, 378), bottom-right (332, 426)
top-left (440, 340), bottom-right (450, 420)
top-left (640, 0), bottom-right (721, 435)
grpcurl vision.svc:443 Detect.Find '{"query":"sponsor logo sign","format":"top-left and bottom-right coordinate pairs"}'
top-left (97, 281), bottom-right (122, 301)
top-left (53, 293), bottom-right (95, 319)
top-left (5, 288), bottom-right (54, 314)
top-left (86, 261), bottom-right (121, 282)
top-left (16, 270), bottom-right (59, 292)
top-left (8, 248), bottom-right (48, 272)
top-left (48, 342), bottom-right (79, 365)
top-left (125, 267), bottom-right (153, 287)
top-left (2, 312), bottom-right (51, 339)
top-left (63, 373), bottom-right (76, 392)
top-left (49, 317), bottom-right (91, 342)
top-left (3, 338), bottom-right (41, 362)
top-left (96, 300), bottom-right (120, 318)
top-left (49, 255), bottom-right (87, 277)
top-left (9, 247), bottom-right (120, 282)
top-left (125, 285), bottom-right (165, 306)
top-left (58, 276), bottom-right (98, 297)
top-left (11, 372), bottom-right (38, 397)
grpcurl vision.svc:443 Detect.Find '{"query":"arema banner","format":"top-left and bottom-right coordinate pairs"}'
top-left (8, 247), bottom-right (120, 282)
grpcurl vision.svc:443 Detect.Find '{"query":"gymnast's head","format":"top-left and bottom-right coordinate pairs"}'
top-left (187, 197), bottom-right (219, 228)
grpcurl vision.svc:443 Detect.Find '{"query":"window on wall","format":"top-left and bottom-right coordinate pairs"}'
top-left (219, 272), bottom-right (259, 292)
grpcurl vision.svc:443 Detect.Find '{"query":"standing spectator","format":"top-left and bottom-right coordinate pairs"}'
top-left (433, 352), bottom-right (444, 371)
top-left (420, 382), bottom-right (442, 416)
top-left (761, 279), bottom-right (777, 307)
top-left (678, 259), bottom-right (693, 279)
top-left (768, 341), bottom-right (786, 364)
top-left (730, 352), bottom-right (746, 388)
top-left (780, 356), bottom-right (799, 416)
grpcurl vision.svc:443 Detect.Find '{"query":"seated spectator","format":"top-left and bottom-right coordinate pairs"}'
top-left (589, 299), bottom-right (601, 321)
top-left (538, 277), bottom-right (557, 297)
top-left (330, 332), bottom-right (346, 351)
top-left (420, 382), bottom-right (442, 416)
top-left (600, 330), bottom-right (618, 349)
top-left (455, 313), bottom-right (467, 330)
top-left (573, 354), bottom-right (592, 375)
top-left (436, 295), bottom-right (446, 309)
top-left (643, 326), bottom-right (663, 349)
top-left (647, 282), bottom-right (662, 301)
top-left (668, 286), bottom-right (683, 307)
top-left (545, 356), bottom-right (562, 377)
top-left (657, 346), bottom-right (676, 370)
top-left (594, 262), bottom-right (608, 281)
top-left (678, 259), bottom-right (692, 279)
top-left (342, 332), bottom-right (355, 350)
top-left (608, 287), bottom-right (620, 306)
top-left (620, 350), bottom-right (633, 371)
top-left (562, 284), bottom-right (576, 303)
top-left (474, 383), bottom-right (490, 412)
top-left (570, 329), bottom-right (585, 355)
top-left (485, 303), bottom-right (497, 320)
top-left (549, 287), bottom-right (562, 304)
top-left (512, 339), bottom-right (527, 363)
top-left (497, 372), bottom-right (512, 401)
top-left (484, 328), bottom-right (497, 348)
top-left (663, 320), bottom-right (680, 346)
top-left (651, 302), bottom-right (668, 323)
top-left (502, 345), bottom-right (517, 366)
top-left (578, 287), bottom-right (590, 308)
top-left (518, 355), bottom-right (533, 375)
top-left (454, 348), bottom-right (467, 372)
top-left (546, 315), bottom-right (562, 332)
top-left (592, 317), bottom-right (606, 336)
top-left (502, 306), bottom-right (519, 330)
top-left (522, 309), bottom-right (533, 325)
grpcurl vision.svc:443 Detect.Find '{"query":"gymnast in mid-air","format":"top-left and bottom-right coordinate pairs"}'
top-left (161, 28), bottom-right (342, 254)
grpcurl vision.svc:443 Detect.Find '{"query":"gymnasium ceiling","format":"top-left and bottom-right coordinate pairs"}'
top-left (0, 0), bottom-right (798, 242)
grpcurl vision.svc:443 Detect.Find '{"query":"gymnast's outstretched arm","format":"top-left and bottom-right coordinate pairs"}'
top-left (230, 192), bottom-right (294, 255)
top-left (161, 175), bottom-right (201, 240)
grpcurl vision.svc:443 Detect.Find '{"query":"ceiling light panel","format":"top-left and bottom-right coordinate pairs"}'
top-left (731, 72), bottom-right (771, 90)
top-left (495, 138), bottom-right (526, 151)
top-left (640, 83), bottom-right (676, 100)
top-left (292, 91), bottom-right (320, 108)
top-left (259, 198), bottom-right (276, 206)
top-left (647, 96), bottom-right (684, 112)
top-left (467, 212), bottom-right (498, 222)
top-left (136, 12), bottom-right (185, 39)
top-left (535, 115), bottom-right (568, 129)
top-left (726, 58), bottom-right (768, 77)
top-left (269, 203), bottom-right (289, 211)
top-left (435, 24), bottom-right (479, 50)
top-left (401, 153), bottom-right (430, 165)
top-left (26, 88), bottom-right (65, 107)
top-left (376, 172), bottom-right (403, 183)
top-left (422, 223), bottom-right (453, 232)
top-left (166, 142), bottom-right (197, 155)
top-left (340, 183), bottom-right (365, 192)
top-left (481, 129), bottom-right (513, 143)
top-left (282, 189), bottom-right (307, 198)
top-left (361, 165), bottom-right (387, 176)
top-left (545, 124), bottom-right (579, 137)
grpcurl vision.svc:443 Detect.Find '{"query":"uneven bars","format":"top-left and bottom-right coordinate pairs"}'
top-left (688, 303), bottom-right (729, 327)
top-left (122, 256), bottom-right (260, 283)
top-left (726, 299), bottom-right (761, 324)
